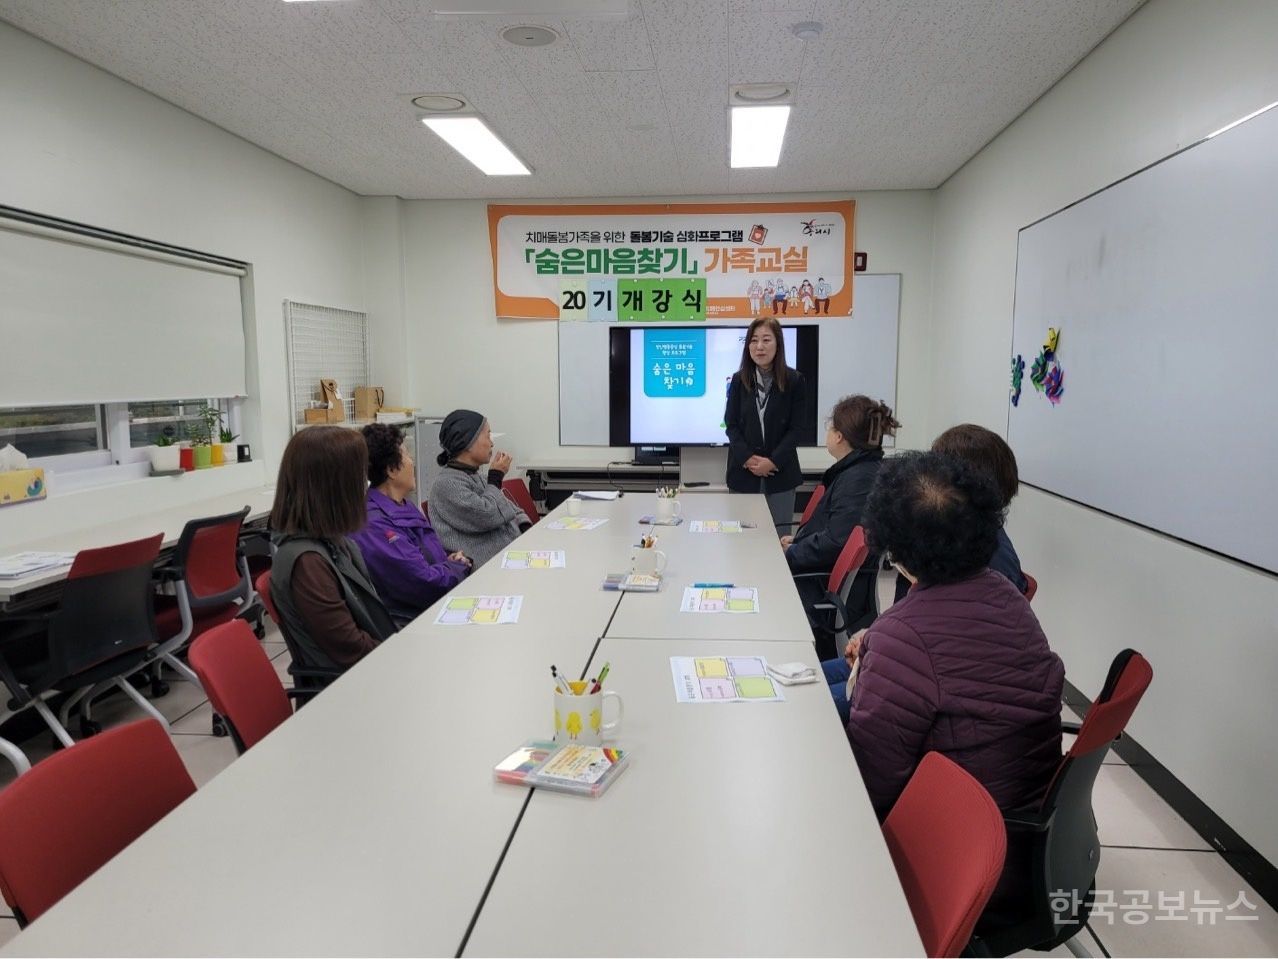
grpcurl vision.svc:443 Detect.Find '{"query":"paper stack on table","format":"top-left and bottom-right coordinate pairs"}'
top-left (0, 552), bottom-right (76, 579)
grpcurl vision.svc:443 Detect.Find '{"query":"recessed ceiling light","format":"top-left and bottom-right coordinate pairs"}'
top-left (500, 24), bottom-right (559, 47)
top-left (730, 105), bottom-right (791, 168)
top-left (791, 21), bottom-right (823, 41)
top-left (422, 116), bottom-right (531, 175)
top-left (412, 94), bottom-right (469, 112)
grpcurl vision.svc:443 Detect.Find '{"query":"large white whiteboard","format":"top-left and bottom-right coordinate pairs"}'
top-left (559, 273), bottom-right (900, 446)
top-left (1008, 104), bottom-right (1278, 574)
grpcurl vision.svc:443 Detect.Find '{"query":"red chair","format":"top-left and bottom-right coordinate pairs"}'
top-left (148, 507), bottom-right (254, 699)
top-left (799, 483), bottom-right (825, 526)
top-left (501, 478), bottom-right (540, 525)
top-left (971, 649), bottom-right (1154, 955)
top-left (189, 620), bottom-right (293, 754)
top-left (883, 752), bottom-right (1008, 958)
top-left (792, 525), bottom-right (871, 650)
top-left (1023, 572), bottom-right (1038, 602)
top-left (0, 719), bottom-right (195, 927)
top-left (0, 535), bottom-right (169, 763)
top-left (254, 571), bottom-right (341, 704)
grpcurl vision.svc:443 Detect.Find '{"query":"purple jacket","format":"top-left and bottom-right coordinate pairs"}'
top-left (349, 489), bottom-right (469, 625)
top-left (847, 569), bottom-right (1064, 818)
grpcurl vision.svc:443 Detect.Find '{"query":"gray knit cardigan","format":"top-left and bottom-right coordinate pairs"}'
top-left (427, 465), bottom-right (526, 568)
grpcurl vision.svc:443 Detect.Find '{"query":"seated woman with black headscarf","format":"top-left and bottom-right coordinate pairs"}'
top-left (428, 409), bottom-right (529, 569)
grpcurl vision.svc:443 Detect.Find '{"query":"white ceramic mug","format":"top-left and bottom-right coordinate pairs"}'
top-left (630, 548), bottom-right (668, 576)
top-left (554, 684), bottom-right (623, 746)
top-left (656, 498), bottom-right (682, 522)
top-left (566, 497), bottom-right (582, 516)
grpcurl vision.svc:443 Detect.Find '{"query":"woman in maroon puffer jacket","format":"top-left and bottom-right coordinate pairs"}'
top-left (845, 452), bottom-right (1065, 819)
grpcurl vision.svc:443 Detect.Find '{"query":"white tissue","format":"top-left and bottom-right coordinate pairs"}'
top-left (0, 444), bottom-right (30, 472)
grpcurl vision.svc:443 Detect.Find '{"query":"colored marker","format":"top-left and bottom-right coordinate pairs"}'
top-left (591, 662), bottom-right (611, 693)
top-left (693, 582), bottom-right (734, 588)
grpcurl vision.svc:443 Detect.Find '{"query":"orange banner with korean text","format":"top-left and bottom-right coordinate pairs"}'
top-left (487, 200), bottom-right (854, 320)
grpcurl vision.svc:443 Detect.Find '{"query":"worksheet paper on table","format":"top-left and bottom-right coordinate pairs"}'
top-left (687, 520), bottom-right (747, 533)
top-left (574, 490), bottom-right (622, 501)
top-left (544, 517), bottom-right (610, 531)
top-left (0, 552), bottom-right (76, 579)
top-left (434, 595), bottom-right (523, 625)
top-left (501, 550), bottom-right (566, 570)
top-left (670, 656), bottom-right (785, 703)
top-left (680, 586), bottom-right (760, 613)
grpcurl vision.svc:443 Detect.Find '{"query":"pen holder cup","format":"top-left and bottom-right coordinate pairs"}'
top-left (630, 548), bottom-right (667, 577)
top-left (656, 498), bottom-right (682, 522)
top-left (554, 686), bottom-right (623, 746)
top-left (567, 497), bottom-right (582, 516)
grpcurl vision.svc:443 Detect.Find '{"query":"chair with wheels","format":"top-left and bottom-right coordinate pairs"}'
top-left (0, 718), bottom-right (195, 927)
top-left (968, 649), bottom-right (1154, 956)
top-left (791, 525), bottom-right (872, 657)
top-left (882, 752), bottom-right (1008, 958)
top-left (501, 478), bottom-right (540, 525)
top-left (189, 620), bottom-right (300, 755)
top-left (255, 570), bottom-right (342, 706)
top-left (0, 534), bottom-right (169, 765)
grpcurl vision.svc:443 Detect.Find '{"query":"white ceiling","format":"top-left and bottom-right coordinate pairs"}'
top-left (0, 0), bottom-right (1143, 200)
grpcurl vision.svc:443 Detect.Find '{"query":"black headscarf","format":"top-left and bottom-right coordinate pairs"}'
top-left (437, 409), bottom-right (486, 466)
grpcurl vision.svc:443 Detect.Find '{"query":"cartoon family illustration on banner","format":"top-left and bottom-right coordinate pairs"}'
top-left (745, 276), bottom-right (832, 315)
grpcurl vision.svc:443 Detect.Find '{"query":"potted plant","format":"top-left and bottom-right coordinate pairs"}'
top-left (147, 429), bottom-right (180, 473)
top-left (219, 427), bottom-right (238, 466)
top-left (189, 406), bottom-right (221, 469)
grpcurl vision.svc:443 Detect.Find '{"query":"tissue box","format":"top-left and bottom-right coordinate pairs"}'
top-left (0, 468), bottom-right (47, 507)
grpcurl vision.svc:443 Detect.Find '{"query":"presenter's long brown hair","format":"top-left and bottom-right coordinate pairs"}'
top-left (737, 316), bottom-right (789, 392)
top-left (270, 426), bottom-right (368, 538)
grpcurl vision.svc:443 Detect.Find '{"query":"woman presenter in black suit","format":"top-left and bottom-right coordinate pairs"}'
top-left (723, 315), bottom-right (807, 531)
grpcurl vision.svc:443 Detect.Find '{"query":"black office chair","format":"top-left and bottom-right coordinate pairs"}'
top-left (968, 649), bottom-right (1154, 956)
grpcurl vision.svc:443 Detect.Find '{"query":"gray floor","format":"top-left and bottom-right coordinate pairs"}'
top-left (0, 627), bottom-right (1274, 957)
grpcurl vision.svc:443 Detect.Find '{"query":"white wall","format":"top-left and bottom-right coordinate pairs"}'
top-left (930, 0), bottom-right (1278, 861)
top-left (398, 191), bottom-right (935, 471)
top-left (0, 21), bottom-right (366, 538)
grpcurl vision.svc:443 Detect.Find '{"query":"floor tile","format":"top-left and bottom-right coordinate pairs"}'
top-left (0, 917), bottom-right (20, 948)
top-left (1094, 765), bottom-right (1212, 851)
top-left (1010, 924), bottom-right (1105, 957)
top-left (171, 732), bottom-right (237, 788)
top-left (1088, 847), bottom-right (1278, 957)
top-left (262, 640), bottom-right (287, 659)
top-left (84, 672), bottom-right (209, 728)
top-left (170, 701), bottom-right (218, 736)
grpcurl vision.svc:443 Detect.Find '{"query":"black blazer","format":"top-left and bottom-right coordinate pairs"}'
top-left (785, 447), bottom-right (884, 572)
top-left (724, 368), bottom-right (806, 493)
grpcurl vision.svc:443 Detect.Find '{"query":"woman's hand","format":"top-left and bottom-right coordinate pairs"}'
top-left (490, 451), bottom-right (513, 473)
top-left (779, 534), bottom-right (793, 549)
top-left (844, 628), bottom-right (867, 666)
top-left (449, 550), bottom-right (472, 568)
top-left (755, 456), bottom-right (777, 475)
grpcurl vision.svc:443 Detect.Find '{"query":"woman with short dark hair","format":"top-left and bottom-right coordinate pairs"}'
top-left (349, 424), bottom-right (471, 627)
top-left (931, 423), bottom-right (1028, 593)
top-left (842, 452), bottom-right (1064, 818)
top-left (269, 427), bottom-right (397, 683)
top-left (724, 316), bottom-right (808, 530)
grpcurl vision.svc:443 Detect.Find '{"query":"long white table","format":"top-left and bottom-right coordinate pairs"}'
top-left (467, 637), bottom-right (923, 957)
top-left (0, 485), bottom-right (276, 606)
top-left (0, 490), bottom-right (922, 957)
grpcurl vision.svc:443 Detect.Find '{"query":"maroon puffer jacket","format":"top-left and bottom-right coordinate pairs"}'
top-left (847, 568), bottom-right (1064, 818)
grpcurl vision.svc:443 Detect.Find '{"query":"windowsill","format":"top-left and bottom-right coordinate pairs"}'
top-left (41, 459), bottom-right (258, 497)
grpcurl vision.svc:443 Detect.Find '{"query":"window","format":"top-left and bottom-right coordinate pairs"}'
top-left (127, 399), bottom-right (227, 447)
top-left (0, 405), bottom-right (103, 458)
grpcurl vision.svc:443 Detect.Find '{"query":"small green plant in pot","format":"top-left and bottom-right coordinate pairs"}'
top-left (219, 426), bottom-right (238, 466)
top-left (147, 427), bottom-right (181, 473)
top-left (188, 409), bottom-right (219, 469)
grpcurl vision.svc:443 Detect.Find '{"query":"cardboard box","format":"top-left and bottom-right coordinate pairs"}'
top-left (300, 378), bottom-right (346, 425)
top-left (0, 468), bottom-right (47, 508)
top-left (354, 386), bottom-right (385, 420)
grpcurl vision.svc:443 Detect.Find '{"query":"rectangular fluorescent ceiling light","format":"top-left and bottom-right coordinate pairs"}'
top-left (421, 117), bottom-right (531, 176)
top-left (730, 105), bottom-right (790, 168)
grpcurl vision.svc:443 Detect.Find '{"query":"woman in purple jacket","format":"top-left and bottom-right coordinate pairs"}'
top-left (350, 424), bottom-right (471, 627)
top-left (843, 452), bottom-right (1064, 818)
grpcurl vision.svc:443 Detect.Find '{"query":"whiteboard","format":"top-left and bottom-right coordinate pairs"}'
top-left (1008, 104), bottom-right (1278, 574)
top-left (559, 273), bottom-right (900, 446)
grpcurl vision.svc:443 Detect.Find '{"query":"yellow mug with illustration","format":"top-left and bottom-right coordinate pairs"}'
top-left (553, 682), bottom-right (624, 746)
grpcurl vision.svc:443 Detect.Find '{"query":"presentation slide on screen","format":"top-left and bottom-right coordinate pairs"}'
top-left (628, 327), bottom-right (797, 444)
